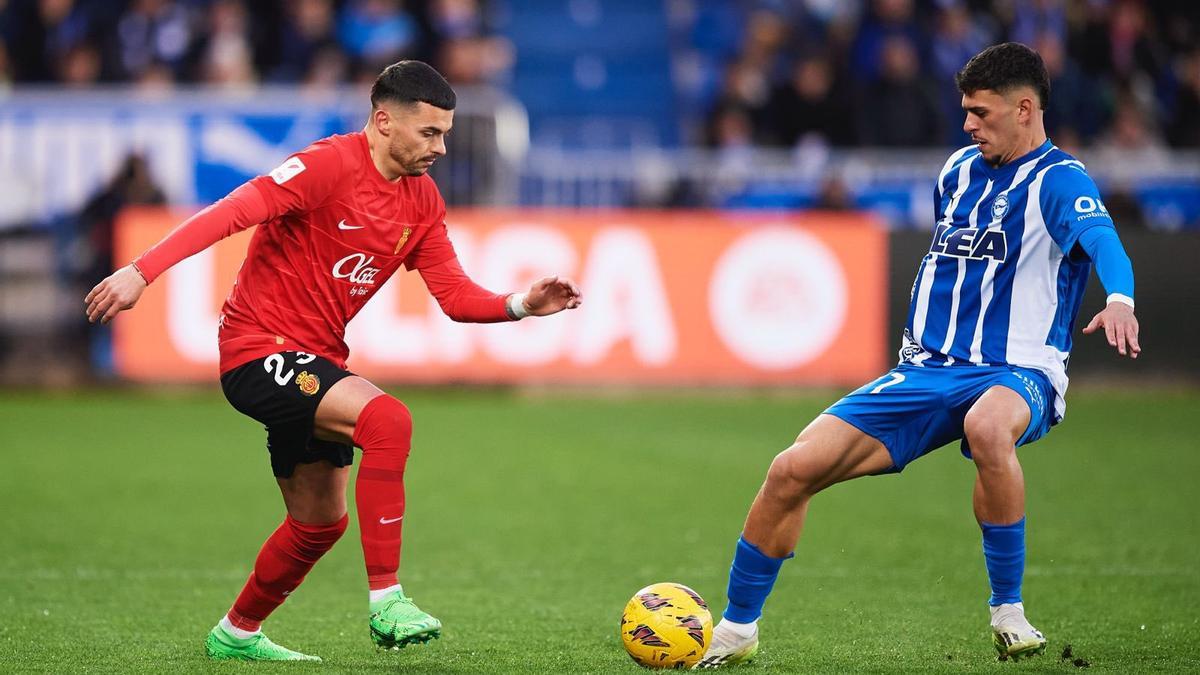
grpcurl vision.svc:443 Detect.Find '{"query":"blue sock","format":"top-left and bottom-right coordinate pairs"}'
top-left (981, 517), bottom-right (1025, 606)
top-left (723, 536), bottom-right (792, 623)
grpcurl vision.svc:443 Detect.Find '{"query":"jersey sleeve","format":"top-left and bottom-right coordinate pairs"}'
top-left (247, 138), bottom-right (344, 218)
top-left (417, 258), bottom-right (511, 323)
top-left (1038, 163), bottom-right (1116, 257)
top-left (132, 181), bottom-right (270, 283)
top-left (402, 189), bottom-right (459, 271)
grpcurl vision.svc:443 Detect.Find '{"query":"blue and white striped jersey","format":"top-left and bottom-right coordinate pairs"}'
top-left (901, 139), bottom-right (1115, 420)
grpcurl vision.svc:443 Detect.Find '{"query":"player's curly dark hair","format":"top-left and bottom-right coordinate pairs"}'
top-left (371, 60), bottom-right (456, 111)
top-left (955, 42), bottom-right (1050, 109)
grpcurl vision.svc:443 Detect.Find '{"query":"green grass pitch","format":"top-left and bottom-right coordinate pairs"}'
top-left (1, 387), bottom-right (1198, 672)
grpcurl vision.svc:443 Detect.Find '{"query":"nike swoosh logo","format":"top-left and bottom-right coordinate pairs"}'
top-left (338, 219), bottom-right (364, 230)
top-left (379, 516), bottom-right (403, 525)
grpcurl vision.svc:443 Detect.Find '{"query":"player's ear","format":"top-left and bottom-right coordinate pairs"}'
top-left (1017, 95), bottom-right (1034, 124)
top-left (372, 106), bottom-right (391, 136)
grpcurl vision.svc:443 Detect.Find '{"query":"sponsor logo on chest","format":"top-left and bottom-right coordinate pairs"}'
top-left (928, 223), bottom-right (1008, 262)
top-left (332, 252), bottom-right (382, 285)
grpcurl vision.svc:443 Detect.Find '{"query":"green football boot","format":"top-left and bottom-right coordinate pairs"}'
top-left (369, 588), bottom-right (443, 649)
top-left (205, 623), bottom-right (321, 661)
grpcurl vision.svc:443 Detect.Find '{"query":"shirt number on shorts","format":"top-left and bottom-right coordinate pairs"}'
top-left (264, 352), bottom-right (315, 386)
top-left (869, 372), bottom-right (905, 394)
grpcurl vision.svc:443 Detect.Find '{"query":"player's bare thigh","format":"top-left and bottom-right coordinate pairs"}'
top-left (277, 461), bottom-right (350, 523)
top-left (963, 385), bottom-right (1031, 461)
top-left (313, 375), bottom-right (388, 445)
top-left (780, 413), bottom-right (894, 492)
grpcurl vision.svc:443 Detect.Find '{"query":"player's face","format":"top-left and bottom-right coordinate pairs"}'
top-left (386, 102), bottom-right (454, 177)
top-left (961, 88), bottom-right (1024, 167)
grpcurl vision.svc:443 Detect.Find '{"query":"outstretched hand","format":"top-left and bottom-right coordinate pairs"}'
top-left (521, 275), bottom-right (582, 316)
top-left (85, 264), bottom-right (148, 324)
top-left (1082, 302), bottom-right (1140, 359)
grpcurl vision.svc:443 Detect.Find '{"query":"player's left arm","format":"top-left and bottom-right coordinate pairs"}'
top-left (410, 221), bottom-right (581, 322)
top-left (1041, 164), bottom-right (1139, 358)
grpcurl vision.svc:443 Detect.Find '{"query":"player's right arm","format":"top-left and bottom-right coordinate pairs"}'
top-left (85, 140), bottom-right (342, 324)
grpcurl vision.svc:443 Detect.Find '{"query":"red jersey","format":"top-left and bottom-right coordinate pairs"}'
top-left (134, 132), bottom-right (511, 373)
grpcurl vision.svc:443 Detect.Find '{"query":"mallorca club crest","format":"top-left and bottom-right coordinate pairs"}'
top-left (393, 226), bottom-right (413, 254)
top-left (295, 371), bottom-right (320, 396)
top-left (991, 193), bottom-right (1010, 221)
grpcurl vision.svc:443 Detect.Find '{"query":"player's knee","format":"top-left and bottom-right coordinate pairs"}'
top-left (354, 395), bottom-right (413, 448)
top-left (765, 444), bottom-right (820, 499)
top-left (290, 513), bottom-right (349, 556)
top-left (963, 409), bottom-right (1018, 464)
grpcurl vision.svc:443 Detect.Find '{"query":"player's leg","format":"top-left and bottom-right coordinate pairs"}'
top-left (697, 415), bottom-right (893, 669)
top-left (313, 376), bottom-right (442, 648)
top-left (207, 461), bottom-right (349, 661)
top-left (963, 385), bottom-right (1046, 660)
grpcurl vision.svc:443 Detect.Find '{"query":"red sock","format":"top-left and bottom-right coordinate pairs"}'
top-left (352, 395), bottom-right (412, 591)
top-left (227, 514), bottom-right (347, 631)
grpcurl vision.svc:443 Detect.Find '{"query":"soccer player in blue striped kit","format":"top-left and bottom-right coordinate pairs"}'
top-left (696, 43), bottom-right (1141, 668)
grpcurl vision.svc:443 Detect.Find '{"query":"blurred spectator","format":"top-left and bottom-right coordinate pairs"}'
top-left (850, 0), bottom-right (927, 81)
top-left (856, 35), bottom-right (942, 146)
top-left (707, 58), bottom-right (772, 145)
top-left (273, 0), bottom-right (337, 82)
top-left (931, 3), bottom-right (992, 144)
top-left (1007, 0), bottom-right (1068, 47)
top-left (763, 53), bottom-right (855, 147)
top-left (1036, 30), bottom-right (1103, 143)
top-left (303, 44), bottom-right (349, 89)
top-left (197, 0), bottom-right (254, 86)
top-left (73, 153), bottom-right (166, 289)
top-left (0, 39), bottom-right (11, 90)
top-left (116, 0), bottom-right (196, 80)
top-left (429, 0), bottom-right (484, 40)
top-left (1167, 49), bottom-right (1200, 148)
top-left (437, 35), bottom-right (512, 85)
top-left (1089, 93), bottom-right (1167, 227)
top-left (815, 173), bottom-right (854, 210)
top-left (66, 152), bottom-right (167, 375)
top-left (6, 0), bottom-right (95, 81)
top-left (58, 39), bottom-right (100, 86)
top-left (338, 0), bottom-right (419, 66)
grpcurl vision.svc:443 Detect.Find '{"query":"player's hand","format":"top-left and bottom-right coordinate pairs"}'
top-left (1082, 301), bottom-right (1140, 359)
top-left (85, 264), bottom-right (148, 324)
top-left (522, 275), bottom-right (582, 316)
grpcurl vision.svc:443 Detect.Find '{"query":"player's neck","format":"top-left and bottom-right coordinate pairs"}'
top-left (364, 125), bottom-right (404, 182)
top-left (995, 127), bottom-right (1048, 168)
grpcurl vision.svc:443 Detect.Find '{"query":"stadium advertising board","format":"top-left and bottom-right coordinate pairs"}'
top-left (114, 209), bottom-right (886, 385)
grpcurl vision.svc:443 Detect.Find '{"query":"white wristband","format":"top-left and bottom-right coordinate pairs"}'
top-left (507, 292), bottom-right (530, 320)
top-left (1106, 293), bottom-right (1134, 309)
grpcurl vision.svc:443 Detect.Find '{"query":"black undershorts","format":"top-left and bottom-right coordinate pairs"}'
top-left (220, 351), bottom-right (355, 478)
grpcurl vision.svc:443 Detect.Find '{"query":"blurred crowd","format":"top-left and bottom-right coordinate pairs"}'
top-left (0, 0), bottom-right (1196, 156)
top-left (694, 0), bottom-right (1200, 152)
top-left (0, 0), bottom-right (512, 90)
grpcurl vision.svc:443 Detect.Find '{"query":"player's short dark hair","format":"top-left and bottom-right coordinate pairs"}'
top-left (955, 42), bottom-right (1050, 109)
top-left (371, 60), bottom-right (456, 111)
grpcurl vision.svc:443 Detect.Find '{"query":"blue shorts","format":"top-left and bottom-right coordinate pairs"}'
top-left (824, 363), bottom-right (1055, 473)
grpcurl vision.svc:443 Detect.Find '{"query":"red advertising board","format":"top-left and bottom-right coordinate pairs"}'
top-left (114, 209), bottom-right (888, 385)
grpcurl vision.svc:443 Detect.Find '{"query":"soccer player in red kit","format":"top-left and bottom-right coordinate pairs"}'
top-left (84, 61), bottom-right (582, 662)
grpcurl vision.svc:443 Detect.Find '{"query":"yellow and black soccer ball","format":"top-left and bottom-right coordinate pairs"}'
top-left (619, 582), bottom-right (713, 669)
